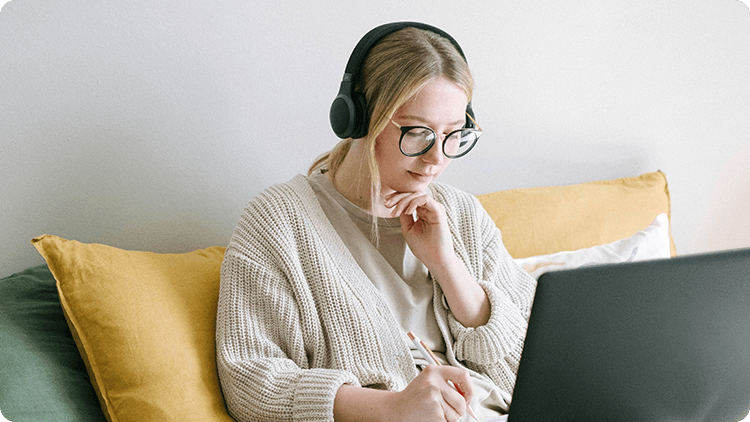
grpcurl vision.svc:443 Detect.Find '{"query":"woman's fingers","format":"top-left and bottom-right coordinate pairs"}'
top-left (390, 364), bottom-right (475, 421)
top-left (440, 387), bottom-right (466, 421)
top-left (441, 365), bottom-right (474, 406)
top-left (428, 366), bottom-right (473, 421)
top-left (385, 192), bottom-right (439, 221)
top-left (385, 192), bottom-right (421, 216)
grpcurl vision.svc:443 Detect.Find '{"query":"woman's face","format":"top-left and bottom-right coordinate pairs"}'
top-left (375, 77), bottom-right (469, 196)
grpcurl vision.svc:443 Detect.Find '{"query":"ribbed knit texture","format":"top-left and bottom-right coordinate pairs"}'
top-left (216, 175), bottom-right (537, 422)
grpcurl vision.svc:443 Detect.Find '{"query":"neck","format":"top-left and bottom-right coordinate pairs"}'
top-left (329, 143), bottom-right (393, 218)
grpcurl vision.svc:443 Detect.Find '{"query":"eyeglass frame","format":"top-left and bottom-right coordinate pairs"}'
top-left (389, 112), bottom-right (483, 159)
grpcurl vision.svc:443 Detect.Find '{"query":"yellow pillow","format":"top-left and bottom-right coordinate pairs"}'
top-left (32, 235), bottom-right (233, 422)
top-left (477, 171), bottom-right (675, 259)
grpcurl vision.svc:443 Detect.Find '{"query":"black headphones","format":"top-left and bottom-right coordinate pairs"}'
top-left (329, 21), bottom-right (476, 140)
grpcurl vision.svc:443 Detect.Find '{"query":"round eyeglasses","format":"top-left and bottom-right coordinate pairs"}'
top-left (390, 115), bottom-right (482, 159)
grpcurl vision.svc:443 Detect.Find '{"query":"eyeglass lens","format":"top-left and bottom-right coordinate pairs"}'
top-left (400, 127), bottom-right (479, 158)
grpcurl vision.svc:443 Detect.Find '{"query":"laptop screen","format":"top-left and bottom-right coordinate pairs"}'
top-left (508, 248), bottom-right (750, 422)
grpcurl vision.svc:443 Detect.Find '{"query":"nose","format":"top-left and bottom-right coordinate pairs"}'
top-left (421, 137), bottom-right (446, 166)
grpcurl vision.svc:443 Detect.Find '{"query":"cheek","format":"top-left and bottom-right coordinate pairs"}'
top-left (374, 134), bottom-right (406, 171)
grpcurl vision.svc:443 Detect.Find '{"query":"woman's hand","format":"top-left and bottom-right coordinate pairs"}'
top-left (334, 366), bottom-right (474, 422)
top-left (389, 365), bottom-right (474, 422)
top-left (384, 191), bottom-right (454, 270)
top-left (384, 190), bottom-right (491, 328)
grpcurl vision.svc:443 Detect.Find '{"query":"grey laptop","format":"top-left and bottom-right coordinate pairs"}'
top-left (508, 248), bottom-right (750, 422)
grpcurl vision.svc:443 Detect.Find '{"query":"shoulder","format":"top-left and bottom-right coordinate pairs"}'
top-left (243, 174), bottom-right (319, 219)
top-left (233, 174), bottom-right (326, 241)
top-left (251, 174), bottom-right (313, 206)
top-left (227, 174), bottom-right (335, 266)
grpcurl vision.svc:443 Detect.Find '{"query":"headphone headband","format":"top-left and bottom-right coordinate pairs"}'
top-left (330, 21), bottom-right (475, 139)
top-left (343, 22), bottom-right (468, 79)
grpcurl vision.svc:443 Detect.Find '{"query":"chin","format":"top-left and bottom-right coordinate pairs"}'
top-left (393, 175), bottom-right (432, 193)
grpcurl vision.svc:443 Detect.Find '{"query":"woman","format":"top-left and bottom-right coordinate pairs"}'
top-left (216, 22), bottom-right (537, 422)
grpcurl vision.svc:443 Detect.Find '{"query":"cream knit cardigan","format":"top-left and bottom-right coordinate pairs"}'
top-left (216, 175), bottom-right (537, 422)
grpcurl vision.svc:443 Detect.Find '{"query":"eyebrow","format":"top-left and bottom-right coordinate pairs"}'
top-left (398, 115), bottom-right (466, 128)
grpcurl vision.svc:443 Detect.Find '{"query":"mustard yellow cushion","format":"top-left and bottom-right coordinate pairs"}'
top-left (477, 171), bottom-right (675, 259)
top-left (32, 235), bottom-right (233, 422)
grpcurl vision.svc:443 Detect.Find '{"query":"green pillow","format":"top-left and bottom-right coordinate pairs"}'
top-left (0, 264), bottom-right (105, 421)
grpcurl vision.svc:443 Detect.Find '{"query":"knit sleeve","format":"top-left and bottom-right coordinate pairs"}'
top-left (215, 194), bottom-right (359, 422)
top-left (448, 215), bottom-right (537, 391)
top-left (449, 206), bottom-right (536, 362)
top-left (433, 184), bottom-right (537, 393)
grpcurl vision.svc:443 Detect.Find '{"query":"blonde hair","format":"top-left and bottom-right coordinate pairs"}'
top-left (309, 26), bottom-right (474, 209)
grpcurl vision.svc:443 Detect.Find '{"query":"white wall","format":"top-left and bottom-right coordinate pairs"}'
top-left (1, 0), bottom-right (749, 277)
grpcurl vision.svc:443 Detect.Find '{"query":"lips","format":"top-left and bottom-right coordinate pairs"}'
top-left (408, 170), bottom-right (436, 181)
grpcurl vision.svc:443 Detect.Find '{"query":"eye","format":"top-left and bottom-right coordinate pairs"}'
top-left (443, 129), bottom-right (481, 158)
top-left (444, 128), bottom-right (463, 138)
top-left (405, 128), bottom-right (434, 139)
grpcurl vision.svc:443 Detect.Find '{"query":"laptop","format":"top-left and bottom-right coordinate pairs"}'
top-left (507, 247), bottom-right (750, 422)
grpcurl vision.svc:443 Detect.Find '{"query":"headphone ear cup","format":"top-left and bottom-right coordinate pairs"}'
top-left (330, 94), bottom-right (356, 139)
top-left (349, 91), bottom-right (369, 139)
top-left (329, 90), bottom-right (369, 139)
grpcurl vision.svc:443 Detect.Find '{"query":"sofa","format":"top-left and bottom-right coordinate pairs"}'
top-left (0, 171), bottom-right (674, 422)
